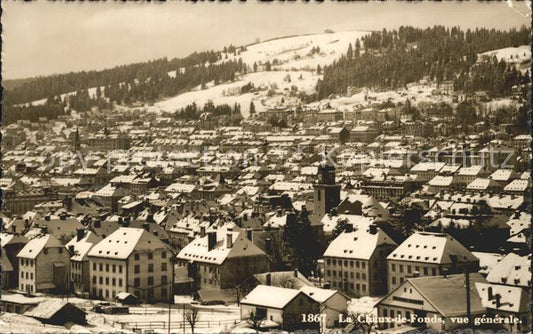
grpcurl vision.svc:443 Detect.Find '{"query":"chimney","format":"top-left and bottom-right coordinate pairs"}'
top-left (118, 217), bottom-right (123, 224)
top-left (243, 213), bottom-right (248, 221)
top-left (345, 223), bottom-right (354, 233)
top-left (76, 228), bottom-right (85, 241)
top-left (246, 229), bottom-right (253, 241)
top-left (147, 214), bottom-right (154, 223)
top-left (142, 222), bottom-right (150, 232)
top-left (60, 214), bottom-right (67, 221)
top-left (94, 220), bottom-right (101, 228)
top-left (200, 226), bottom-right (206, 237)
top-left (368, 224), bottom-right (377, 235)
top-left (413, 271), bottom-right (420, 278)
top-left (41, 225), bottom-right (48, 234)
top-left (488, 287), bottom-right (494, 300)
top-left (494, 294), bottom-right (502, 308)
top-left (68, 245), bottom-right (75, 255)
top-left (44, 215), bottom-right (51, 221)
top-left (442, 268), bottom-right (449, 278)
top-left (207, 232), bottom-right (216, 251)
top-left (294, 269), bottom-right (298, 278)
top-left (266, 272), bottom-right (272, 286)
top-left (226, 233), bottom-right (233, 248)
top-left (265, 237), bottom-right (272, 254)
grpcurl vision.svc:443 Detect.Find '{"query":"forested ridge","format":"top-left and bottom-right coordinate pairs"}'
top-left (317, 25), bottom-right (530, 98)
top-left (3, 48), bottom-right (247, 124)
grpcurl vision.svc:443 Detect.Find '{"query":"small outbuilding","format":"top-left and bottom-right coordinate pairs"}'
top-left (115, 292), bottom-right (139, 305)
top-left (24, 300), bottom-right (86, 325)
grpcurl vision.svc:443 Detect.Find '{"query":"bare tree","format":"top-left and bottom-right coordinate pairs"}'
top-left (245, 311), bottom-right (263, 331)
top-left (184, 307), bottom-right (200, 334)
top-left (347, 312), bottom-right (376, 334)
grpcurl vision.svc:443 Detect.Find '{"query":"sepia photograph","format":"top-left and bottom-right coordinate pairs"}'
top-left (0, 1), bottom-right (531, 333)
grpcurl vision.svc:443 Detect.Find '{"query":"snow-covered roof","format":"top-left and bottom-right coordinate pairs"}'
top-left (324, 226), bottom-right (396, 260)
top-left (241, 285), bottom-right (301, 309)
top-left (88, 227), bottom-right (169, 260)
top-left (17, 234), bottom-right (63, 259)
top-left (387, 232), bottom-right (477, 264)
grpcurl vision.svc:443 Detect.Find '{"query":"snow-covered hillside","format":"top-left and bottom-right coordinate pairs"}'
top-left (479, 45), bottom-right (530, 63)
top-left (150, 31), bottom-right (370, 117)
top-left (224, 31), bottom-right (370, 70)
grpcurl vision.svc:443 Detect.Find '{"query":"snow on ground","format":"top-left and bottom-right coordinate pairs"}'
top-left (347, 296), bottom-right (380, 315)
top-left (0, 312), bottom-right (121, 334)
top-left (223, 31), bottom-right (370, 70)
top-left (310, 84), bottom-right (452, 112)
top-left (150, 70), bottom-right (320, 117)
top-left (479, 45), bottom-right (530, 64)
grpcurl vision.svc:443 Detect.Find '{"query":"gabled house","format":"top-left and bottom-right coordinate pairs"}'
top-left (17, 232), bottom-right (70, 294)
top-left (240, 285), bottom-right (320, 331)
top-left (376, 273), bottom-right (486, 331)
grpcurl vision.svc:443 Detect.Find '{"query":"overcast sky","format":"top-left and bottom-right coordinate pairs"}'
top-left (2, 1), bottom-right (530, 80)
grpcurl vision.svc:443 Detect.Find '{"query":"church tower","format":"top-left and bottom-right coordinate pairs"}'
top-left (313, 162), bottom-right (341, 218)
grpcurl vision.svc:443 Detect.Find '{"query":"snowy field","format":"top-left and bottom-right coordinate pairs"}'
top-left (223, 31), bottom-right (371, 70)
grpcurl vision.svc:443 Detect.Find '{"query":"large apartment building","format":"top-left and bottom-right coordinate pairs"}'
top-left (322, 224), bottom-right (397, 297)
top-left (177, 227), bottom-right (270, 290)
top-left (387, 232), bottom-right (479, 291)
top-left (87, 227), bottom-right (172, 303)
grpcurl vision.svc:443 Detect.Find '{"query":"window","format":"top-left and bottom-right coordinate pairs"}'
top-left (119, 265), bottom-right (123, 273)
top-left (59, 248), bottom-right (63, 254)
top-left (30, 273), bottom-right (33, 280)
top-left (356, 283), bottom-right (360, 291)
top-left (399, 265), bottom-right (404, 273)
top-left (99, 277), bottom-right (103, 284)
top-left (362, 284), bottom-right (366, 292)
top-left (423, 267), bottom-right (428, 275)
top-left (44, 248), bottom-right (48, 255)
top-left (391, 264), bottom-right (396, 272)
top-left (148, 253), bottom-right (153, 260)
top-left (92, 276), bottom-right (96, 284)
top-left (106, 264), bottom-right (109, 272)
top-left (356, 273), bottom-right (360, 279)
top-left (148, 264), bottom-right (153, 272)
top-left (162, 252), bottom-right (167, 259)
top-left (134, 265), bottom-right (140, 274)
top-left (326, 270), bottom-right (331, 276)
top-left (21, 259), bottom-right (25, 266)
top-left (392, 277), bottom-right (396, 285)
top-left (326, 259), bottom-right (331, 265)
top-left (361, 262), bottom-right (365, 269)
top-left (161, 263), bottom-right (167, 271)
top-left (119, 279), bottom-right (123, 287)
top-left (356, 261), bottom-right (360, 268)
top-left (432, 268), bottom-right (437, 276)
top-left (105, 277), bottom-right (109, 285)
top-left (407, 266), bottom-right (412, 274)
top-left (134, 253), bottom-right (140, 261)
top-left (162, 276), bottom-right (167, 285)
top-left (112, 278), bottom-right (116, 285)
top-left (99, 263), bottom-right (103, 271)
top-left (93, 263), bottom-right (97, 271)
top-left (134, 278), bottom-right (140, 287)
top-left (383, 309), bottom-right (388, 317)
top-left (148, 277), bottom-right (154, 285)
top-left (362, 273), bottom-right (366, 280)
top-left (112, 265), bottom-right (116, 273)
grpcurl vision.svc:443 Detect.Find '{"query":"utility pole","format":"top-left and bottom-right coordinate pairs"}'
top-left (465, 268), bottom-right (472, 327)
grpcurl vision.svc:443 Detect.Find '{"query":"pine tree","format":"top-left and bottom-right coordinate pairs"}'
top-left (249, 101), bottom-right (256, 115)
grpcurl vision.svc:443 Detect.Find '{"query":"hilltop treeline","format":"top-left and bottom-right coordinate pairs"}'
top-left (4, 55), bottom-right (246, 124)
top-left (317, 25), bottom-right (530, 98)
top-left (4, 51), bottom-right (222, 105)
